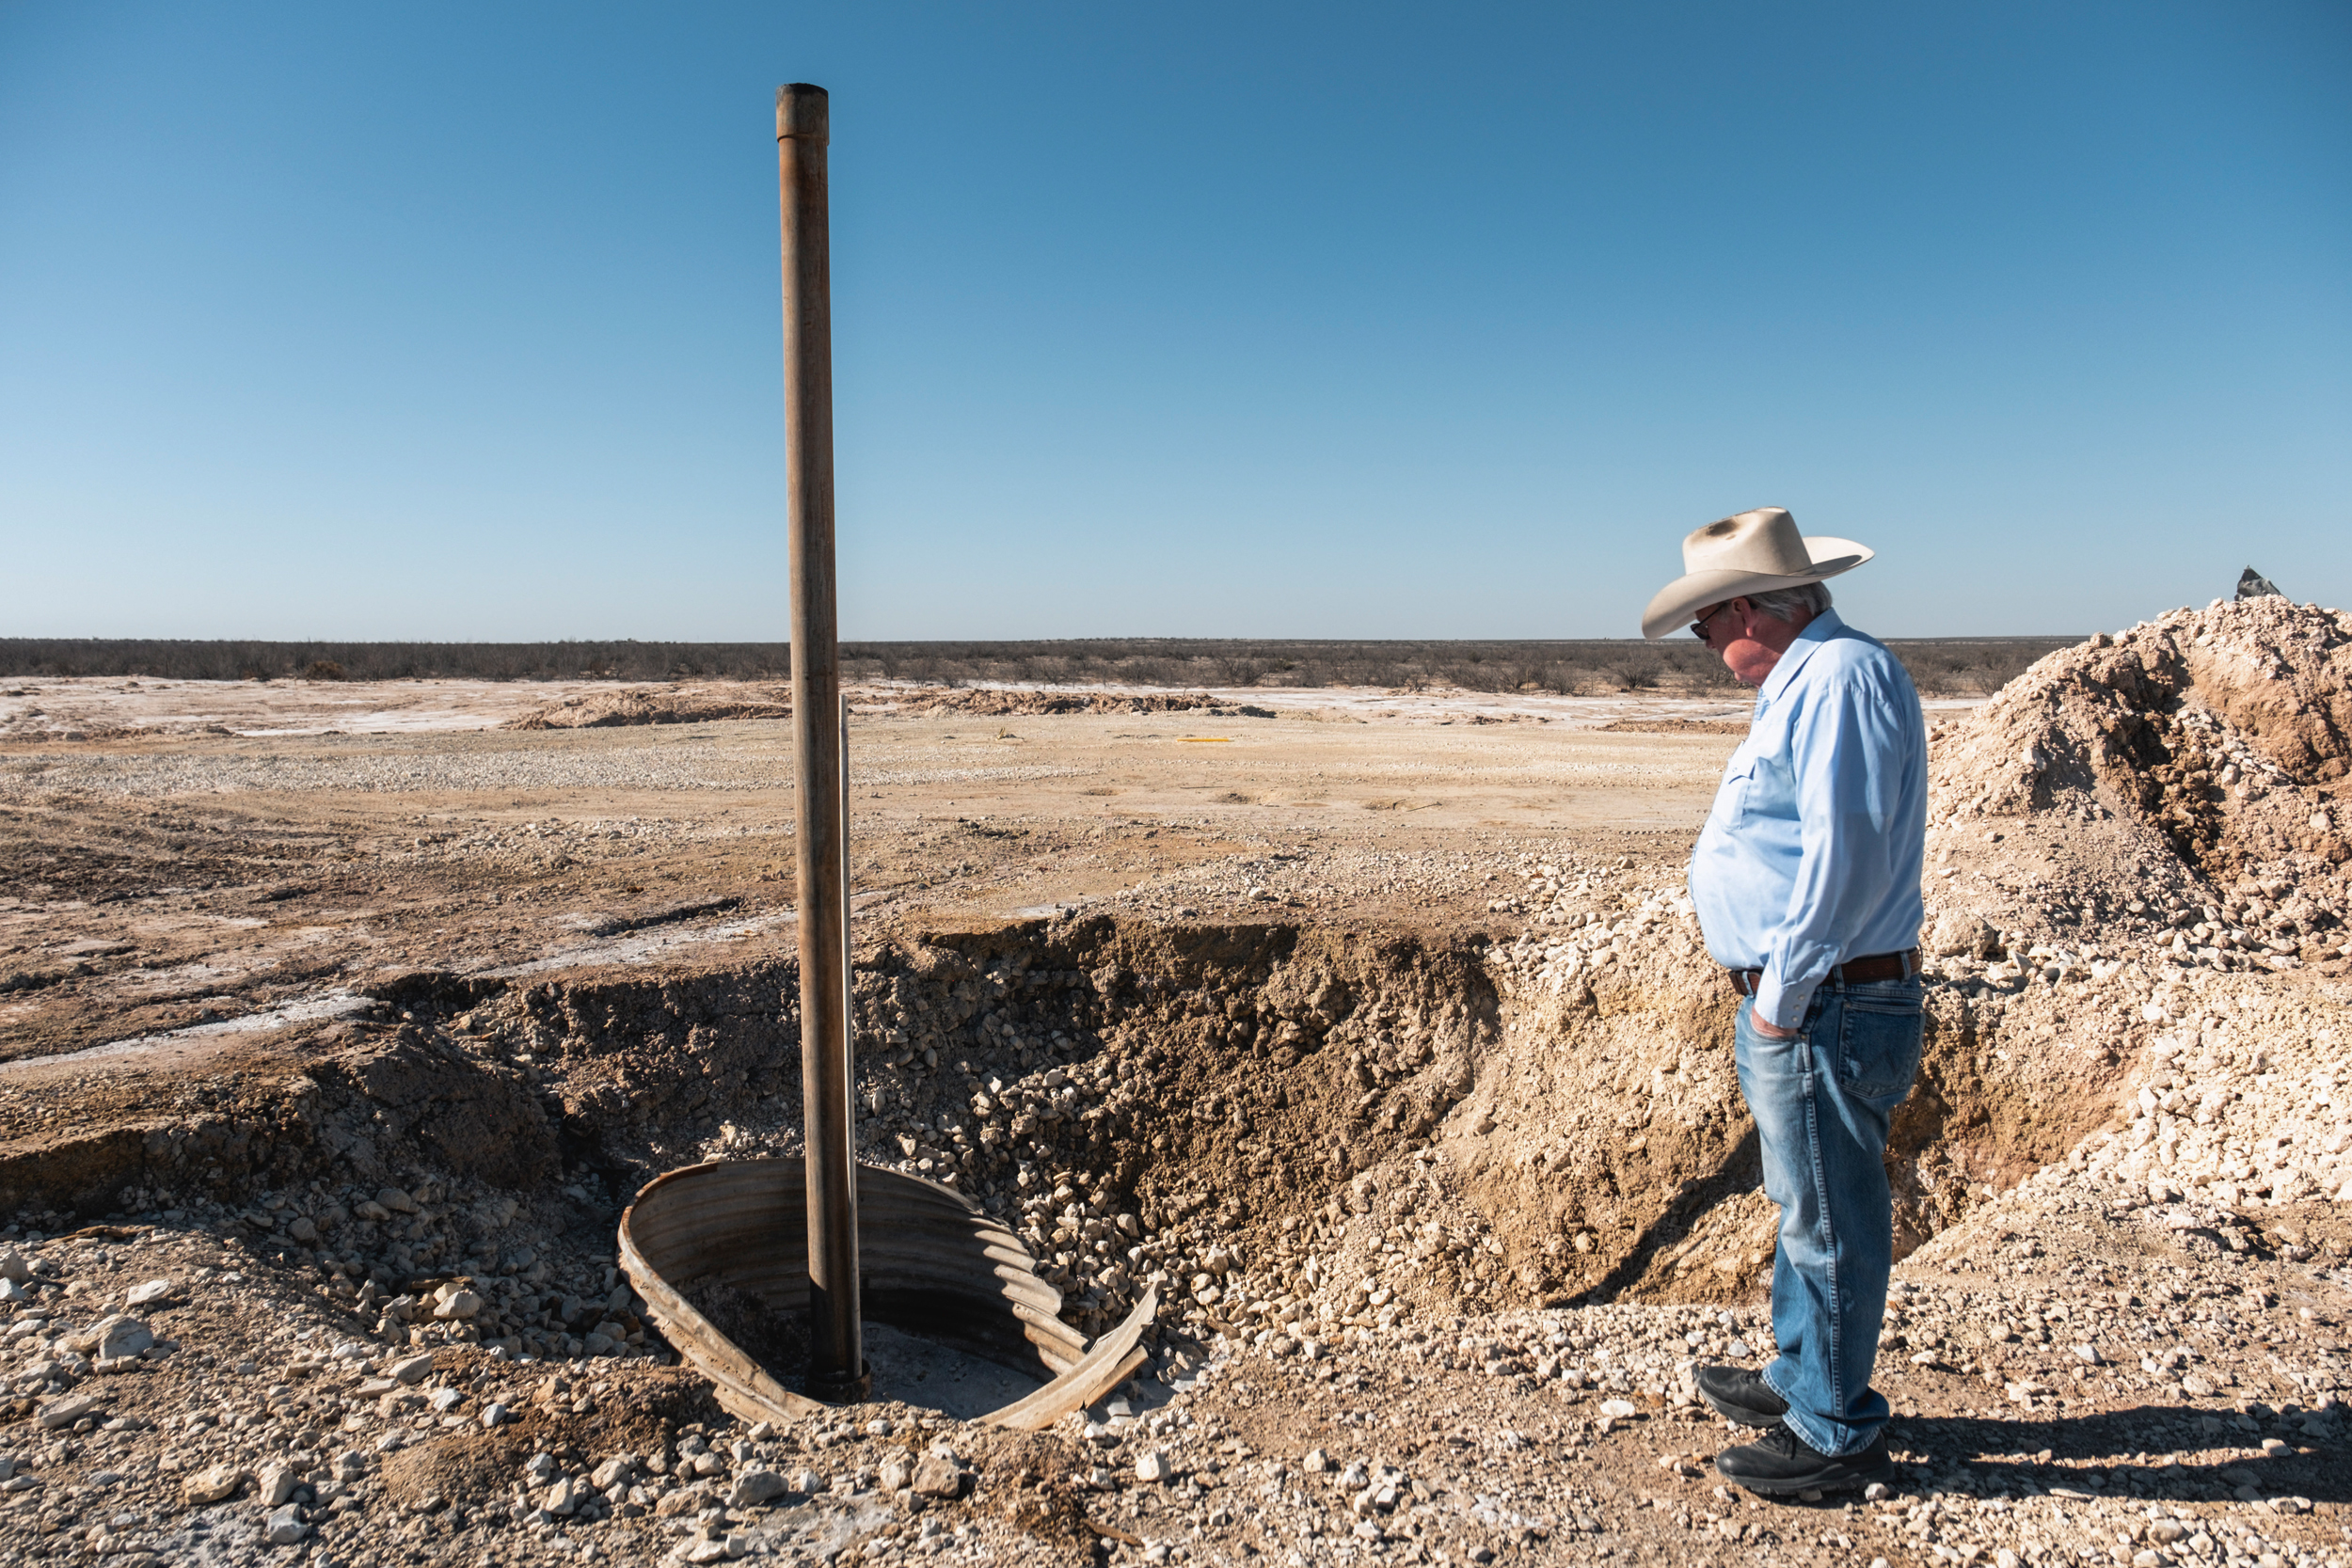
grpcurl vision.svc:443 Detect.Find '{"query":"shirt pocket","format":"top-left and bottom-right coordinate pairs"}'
top-left (1709, 755), bottom-right (1758, 832)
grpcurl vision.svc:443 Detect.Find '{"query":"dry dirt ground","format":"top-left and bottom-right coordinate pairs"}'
top-left (4, 599), bottom-right (2352, 1568)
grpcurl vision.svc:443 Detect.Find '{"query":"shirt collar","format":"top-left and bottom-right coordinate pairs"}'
top-left (1756, 607), bottom-right (1844, 708)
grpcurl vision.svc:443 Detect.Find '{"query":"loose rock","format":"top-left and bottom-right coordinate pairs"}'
top-left (728, 1469), bottom-right (787, 1507)
top-left (912, 1453), bottom-right (968, 1499)
top-left (183, 1464), bottom-right (250, 1504)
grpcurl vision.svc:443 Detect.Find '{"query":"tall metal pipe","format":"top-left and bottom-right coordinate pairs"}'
top-left (778, 81), bottom-right (866, 1403)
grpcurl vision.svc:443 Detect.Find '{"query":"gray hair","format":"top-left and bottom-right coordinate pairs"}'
top-left (1744, 581), bottom-right (1833, 623)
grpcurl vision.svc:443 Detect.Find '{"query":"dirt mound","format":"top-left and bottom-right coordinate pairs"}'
top-left (1862, 599), bottom-right (2352, 1252)
top-left (505, 684), bottom-right (793, 730)
top-left (903, 688), bottom-right (1275, 719)
top-left (1906, 594), bottom-right (2352, 1010)
top-left (1931, 595), bottom-right (2352, 879)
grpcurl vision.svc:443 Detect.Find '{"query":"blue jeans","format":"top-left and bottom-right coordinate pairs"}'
top-left (1734, 976), bottom-right (1924, 1457)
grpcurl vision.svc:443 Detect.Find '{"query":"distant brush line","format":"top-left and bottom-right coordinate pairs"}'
top-left (0, 636), bottom-right (2075, 697)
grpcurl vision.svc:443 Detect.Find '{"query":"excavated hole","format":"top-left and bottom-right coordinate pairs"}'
top-left (26, 911), bottom-right (2101, 1395)
top-left (685, 1267), bottom-right (1048, 1418)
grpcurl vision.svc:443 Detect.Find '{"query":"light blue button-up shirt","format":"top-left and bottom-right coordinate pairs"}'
top-left (1688, 608), bottom-right (1928, 1031)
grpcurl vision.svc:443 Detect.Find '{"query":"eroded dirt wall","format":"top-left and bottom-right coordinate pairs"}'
top-left (0, 904), bottom-right (2146, 1362)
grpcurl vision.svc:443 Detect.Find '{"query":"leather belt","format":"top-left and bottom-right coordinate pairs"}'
top-left (1725, 949), bottom-right (1919, 996)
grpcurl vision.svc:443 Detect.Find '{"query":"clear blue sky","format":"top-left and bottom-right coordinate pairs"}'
top-left (3, 2), bottom-right (2345, 641)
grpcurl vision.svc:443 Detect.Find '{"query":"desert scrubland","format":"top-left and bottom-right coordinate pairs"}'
top-left (0, 635), bottom-right (2070, 703)
top-left (1, 599), bottom-right (2350, 1568)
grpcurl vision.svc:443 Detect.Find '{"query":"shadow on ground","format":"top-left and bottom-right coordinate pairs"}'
top-left (1798, 1403), bottom-right (2336, 1507)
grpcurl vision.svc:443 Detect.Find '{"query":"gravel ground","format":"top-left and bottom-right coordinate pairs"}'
top-left (4, 1144), bottom-right (2349, 1568)
top-left (8, 604), bottom-right (2352, 1566)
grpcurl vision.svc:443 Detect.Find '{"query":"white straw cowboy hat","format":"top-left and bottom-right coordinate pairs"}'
top-left (1640, 506), bottom-right (1873, 641)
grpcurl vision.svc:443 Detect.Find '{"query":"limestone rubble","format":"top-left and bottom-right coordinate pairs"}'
top-left (3, 598), bottom-right (2352, 1563)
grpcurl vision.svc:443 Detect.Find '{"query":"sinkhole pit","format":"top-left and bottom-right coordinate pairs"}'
top-left (0, 909), bottom-right (2100, 1395)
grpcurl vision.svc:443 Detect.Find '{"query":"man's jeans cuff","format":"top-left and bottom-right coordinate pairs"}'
top-left (1760, 1361), bottom-right (1860, 1458)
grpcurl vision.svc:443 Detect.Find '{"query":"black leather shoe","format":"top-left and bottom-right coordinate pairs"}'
top-left (1694, 1364), bottom-right (1788, 1428)
top-left (1715, 1423), bottom-right (1893, 1497)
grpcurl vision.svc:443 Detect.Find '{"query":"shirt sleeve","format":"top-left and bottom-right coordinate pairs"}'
top-left (1752, 676), bottom-right (1911, 1031)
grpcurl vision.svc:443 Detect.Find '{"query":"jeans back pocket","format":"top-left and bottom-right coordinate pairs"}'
top-left (1836, 982), bottom-right (1924, 1101)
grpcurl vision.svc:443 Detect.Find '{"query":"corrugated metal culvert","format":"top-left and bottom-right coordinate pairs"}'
top-left (620, 1158), bottom-right (1154, 1428)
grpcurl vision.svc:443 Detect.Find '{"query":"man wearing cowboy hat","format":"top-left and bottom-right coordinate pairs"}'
top-left (1644, 506), bottom-right (1927, 1496)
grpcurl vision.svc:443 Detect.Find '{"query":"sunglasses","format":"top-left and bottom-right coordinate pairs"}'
top-left (1691, 601), bottom-right (1739, 641)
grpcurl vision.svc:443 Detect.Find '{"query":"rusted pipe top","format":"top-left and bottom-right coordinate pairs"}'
top-left (777, 83), bottom-right (829, 144)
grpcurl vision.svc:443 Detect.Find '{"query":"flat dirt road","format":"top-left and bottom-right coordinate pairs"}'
top-left (0, 679), bottom-right (1757, 1060)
